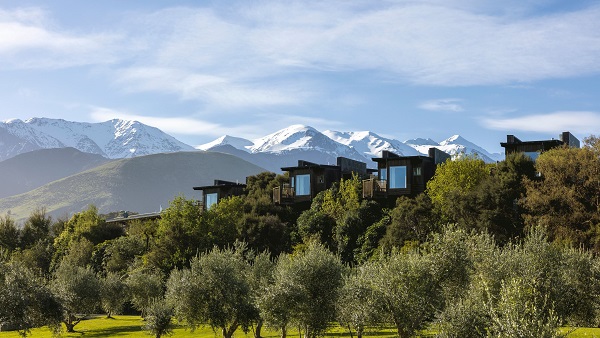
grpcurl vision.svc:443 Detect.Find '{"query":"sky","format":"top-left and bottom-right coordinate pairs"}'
top-left (1, 0), bottom-right (599, 154)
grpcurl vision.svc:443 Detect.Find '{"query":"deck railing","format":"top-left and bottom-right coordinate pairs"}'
top-left (363, 178), bottom-right (387, 198)
top-left (273, 184), bottom-right (295, 204)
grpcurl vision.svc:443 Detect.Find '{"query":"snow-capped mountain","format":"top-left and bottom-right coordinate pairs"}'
top-left (0, 118), bottom-right (194, 161)
top-left (198, 125), bottom-right (503, 172)
top-left (196, 135), bottom-right (253, 152)
top-left (323, 130), bottom-right (420, 157)
top-left (407, 135), bottom-right (504, 163)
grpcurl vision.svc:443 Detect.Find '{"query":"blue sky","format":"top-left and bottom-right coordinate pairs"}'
top-left (1, 0), bottom-right (599, 153)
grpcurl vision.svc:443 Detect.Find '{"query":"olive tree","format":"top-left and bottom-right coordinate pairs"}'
top-left (126, 268), bottom-right (164, 318)
top-left (50, 262), bottom-right (101, 332)
top-left (166, 244), bottom-right (254, 338)
top-left (372, 249), bottom-right (440, 338)
top-left (267, 242), bottom-right (344, 338)
top-left (0, 261), bottom-right (61, 336)
top-left (100, 272), bottom-right (128, 318)
top-left (143, 298), bottom-right (174, 338)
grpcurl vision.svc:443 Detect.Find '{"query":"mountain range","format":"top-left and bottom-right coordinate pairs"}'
top-left (198, 124), bottom-right (503, 172)
top-left (0, 118), bottom-right (194, 162)
top-left (0, 117), bottom-right (503, 221)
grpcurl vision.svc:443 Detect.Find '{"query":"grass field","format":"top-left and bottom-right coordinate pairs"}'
top-left (0, 316), bottom-right (599, 337)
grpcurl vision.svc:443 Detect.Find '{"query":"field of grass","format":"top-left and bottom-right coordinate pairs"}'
top-left (0, 316), bottom-right (599, 338)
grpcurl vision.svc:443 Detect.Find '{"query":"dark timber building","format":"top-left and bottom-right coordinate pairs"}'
top-left (193, 179), bottom-right (247, 210)
top-left (362, 148), bottom-right (451, 200)
top-left (500, 131), bottom-right (580, 161)
top-left (273, 157), bottom-right (372, 205)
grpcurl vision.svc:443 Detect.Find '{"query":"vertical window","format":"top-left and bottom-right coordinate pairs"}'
top-left (296, 174), bottom-right (311, 196)
top-left (291, 177), bottom-right (295, 188)
top-left (205, 193), bottom-right (218, 210)
top-left (380, 168), bottom-right (387, 180)
top-left (389, 166), bottom-right (407, 189)
top-left (413, 167), bottom-right (422, 176)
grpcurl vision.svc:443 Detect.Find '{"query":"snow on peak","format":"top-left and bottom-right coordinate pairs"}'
top-left (404, 138), bottom-right (439, 146)
top-left (440, 134), bottom-right (466, 145)
top-left (250, 125), bottom-right (322, 153)
top-left (197, 135), bottom-right (253, 151)
top-left (323, 130), bottom-right (420, 157)
top-left (0, 117), bottom-right (194, 161)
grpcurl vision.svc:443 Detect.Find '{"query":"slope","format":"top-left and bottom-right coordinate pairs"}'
top-left (0, 151), bottom-right (267, 223)
top-left (0, 147), bottom-right (111, 199)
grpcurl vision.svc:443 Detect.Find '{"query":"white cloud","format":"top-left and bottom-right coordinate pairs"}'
top-left (90, 107), bottom-right (227, 137)
top-left (0, 8), bottom-right (122, 69)
top-left (481, 111), bottom-right (600, 134)
top-left (419, 99), bottom-right (464, 112)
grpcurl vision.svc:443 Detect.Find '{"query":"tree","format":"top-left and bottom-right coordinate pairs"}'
top-left (51, 261), bottom-right (101, 332)
top-left (380, 194), bottom-right (436, 251)
top-left (20, 207), bottom-right (52, 249)
top-left (426, 156), bottom-right (489, 223)
top-left (166, 244), bottom-right (254, 338)
top-left (372, 249), bottom-right (440, 338)
top-left (0, 214), bottom-right (19, 252)
top-left (248, 251), bottom-right (276, 338)
top-left (0, 261), bottom-right (62, 336)
top-left (272, 242), bottom-right (343, 338)
top-left (147, 196), bottom-right (205, 272)
top-left (100, 272), bottom-right (128, 318)
top-left (296, 209), bottom-right (336, 248)
top-left (126, 268), bottom-right (164, 318)
top-left (522, 146), bottom-right (600, 250)
top-left (53, 205), bottom-right (123, 268)
top-left (337, 263), bottom-right (383, 338)
top-left (143, 298), bottom-right (174, 338)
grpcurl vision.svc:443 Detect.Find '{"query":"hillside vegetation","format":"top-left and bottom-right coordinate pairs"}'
top-left (0, 151), bottom-right (266, 222)
top-left (1, 137), bottom-right (600, 337)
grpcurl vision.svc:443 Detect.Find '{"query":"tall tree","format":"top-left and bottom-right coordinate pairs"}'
top-left (50, 261), bottom-right (101, 332)
top-left (0, 261), bottom-right (62, 336)
top-left (522, 146), bottom-right (600, 250)
top-left (166, 244), bottom-right (254, 338)
top-left (126, 268), bottom-right (164, 318)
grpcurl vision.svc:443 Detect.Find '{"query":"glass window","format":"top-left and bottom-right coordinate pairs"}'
top-left (205, 193), bottom-right (218, 210)
top-left (380, 168), bottom-right (387, 180)
top-left (389, 166), bottom-right (407, 189)
top-left (413, 167), bottom-right (422, 176)
top-left (291, 177), bottom-right (295, 188)
top-left (296, 174), bottom-right (311, 196)
top-left (524, 151), bottom-right (540, 161)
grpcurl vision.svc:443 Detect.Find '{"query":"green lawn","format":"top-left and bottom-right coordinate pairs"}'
top-left (0, 316), bottom-right (598, 337)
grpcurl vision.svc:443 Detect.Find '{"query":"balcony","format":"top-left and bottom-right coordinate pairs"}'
top-left (363, 178), bottom-right (387, 199)
top-left (273, 184), bottom-right (295, 204)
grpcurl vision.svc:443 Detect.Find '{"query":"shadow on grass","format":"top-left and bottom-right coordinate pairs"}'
top-left (71, 324), bottom-right (142, 337)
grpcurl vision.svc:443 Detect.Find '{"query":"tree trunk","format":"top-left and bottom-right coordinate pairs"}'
top-left (280, 326), bottom-right (287, 338)
top-left (254, 319), bottom-right (263, 338)
top-left (222, 321), bottom-right (239, 338)
top-left (63, 313), bottom-right (81, 333)
top-left (357, 325), bottom-right (364, 338)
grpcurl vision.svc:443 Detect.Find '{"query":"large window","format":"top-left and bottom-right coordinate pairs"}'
top-left (389, 166), bottom-right (407, 189)
top-left (205, 193), bottom-right (218, 210)
top-left (524, 151), bottom-right (540, 161)
top-left (380, 168), bottom-right (387, 181)
top-left (296, 174), bottom-right (311, 196)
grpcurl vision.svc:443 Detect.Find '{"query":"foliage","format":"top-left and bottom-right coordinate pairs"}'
top-left (371, 249), bottom-right (440, 338)
top-left (270, 241), bottom-right (344, 338)
top-left (380, 194), bottom-right (436, 251)
top-left (426, 156), bottom-right (489, 223)
top-left (522, 146), bottom-right (600, 251)
top-left (126, 268), bottom-right (164, 318)
top-left (0, 214), bottom-right (19, 252)
top-left (166, 244), bottom-right (254, 338)
top-left (337, 263), bottom-right (383, 338)
top-left (143, 298), bottom-right (174, 338)
top-left (100, 272), bottom-right (128, 318)
top-left (0, 261), bottom-right (62, 336)
top-left (50, 261), bottom-right (101, 332)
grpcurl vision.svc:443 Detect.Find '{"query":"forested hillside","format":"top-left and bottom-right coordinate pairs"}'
top-left (1, 136), bottom-right (600, 337)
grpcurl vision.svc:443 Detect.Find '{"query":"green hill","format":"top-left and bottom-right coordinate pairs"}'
top-left (0, 151), bottom-right (267, 223)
